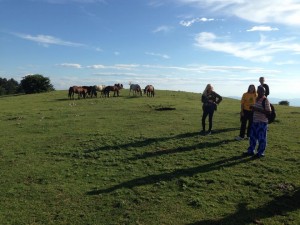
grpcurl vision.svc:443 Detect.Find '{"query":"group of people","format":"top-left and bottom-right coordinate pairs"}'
top-left (200, 77), bottom-right (271, 158)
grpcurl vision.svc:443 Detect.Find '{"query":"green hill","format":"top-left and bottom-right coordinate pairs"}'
top-left (0, 90), bottom-right (299, 225)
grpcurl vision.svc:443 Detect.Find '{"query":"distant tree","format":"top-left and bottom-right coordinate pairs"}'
top-left (0, 86), bottom-right (6, 95)
top-left (20, 74), bottom-right (55, 94)
top-left (0, 77), bottom-right (19, 95)
top-left (5, 78), bottom-right (19, 94)
top-left (279, 100), bottom-right (289, 106)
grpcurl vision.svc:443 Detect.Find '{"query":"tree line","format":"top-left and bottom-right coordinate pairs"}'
top-left (0, 74), bottom-right (54, 95)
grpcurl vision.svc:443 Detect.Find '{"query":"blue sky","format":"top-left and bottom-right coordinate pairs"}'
top-left (1, 0), bottom-right (300, 100)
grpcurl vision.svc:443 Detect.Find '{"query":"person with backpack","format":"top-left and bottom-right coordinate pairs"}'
top-left (200, 84), bottom-right (222, 135)
top-left (259, 77), bottom-right (270, 97)
top-left (244, 86), bottom-right (271, 158)
top-left (235, 84), bottom-right (257, 141)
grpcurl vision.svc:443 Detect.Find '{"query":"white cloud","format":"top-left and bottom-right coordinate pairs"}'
top-left (36, 0), bottom-right (106, 4)
top-left (13, 33), bottom-right (85, 47)
top-left (175, 0), bottom-right (300, 26)
top-left (87, 64), bottom-right (106, 69)
top-left (194, 32), bottom-right (300, 62)
top-left (153, 25), bottom-right (173, 33)
top-left (95, 47), bottom-right (103, 52)
top-left (180, 17), bottom-right (214, 27)
top-left (247, 26), bottom-right (279, 32)
top-left (85, 64), bottom-right (140, 70)
top-left (114, 64), bottom-right (140, 70)
top-left (275, 60), bottom-right (297, 65)
top-left (142, 64), bottom-right (279, 74)
top-left (145, 52), bottom-right (170, 59)
top-left (58, 63), bottom-right (83, 69)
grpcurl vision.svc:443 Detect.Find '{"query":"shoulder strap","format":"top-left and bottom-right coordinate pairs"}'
top-left (262, 98), bottom-right (266, 109)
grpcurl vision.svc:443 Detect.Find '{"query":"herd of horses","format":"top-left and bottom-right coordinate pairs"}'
top-left (68, 83), bottom-right (155, 99)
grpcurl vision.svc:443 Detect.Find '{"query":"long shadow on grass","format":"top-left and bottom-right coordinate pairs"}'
top-left (84, 131), bottom-right (199, 153)
top-left (84, 128), bottom-right (238, 153)
top-left (187, 188), bottom-right (300, 225)
top-left (86, 154), bottom-right (252, 195)
top-left (128, 139), bottom-right (235, 161)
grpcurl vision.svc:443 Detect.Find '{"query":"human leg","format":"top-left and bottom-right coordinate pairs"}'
top-left (239, 111), bottom-right (247, 138)
top-left (208, 109), bottom-right (214, 132)
top-left (202, 109), bottom-right (209, 131)
top-left (256, 122), bottom-right (268, 156)
top-left (246, 111), bottom-right (254, 138)
top-left (247, 122), bottom-right (258, 154)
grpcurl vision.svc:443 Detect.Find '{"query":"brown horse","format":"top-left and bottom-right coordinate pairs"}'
top-left (68, 86), bottom-right (87, 99)
top-left (103, 83), bottom-right (123, 97)
top-left (82, 86), bottom-right (97, 98)
top-left (144, 85), bottom-right (155, 97)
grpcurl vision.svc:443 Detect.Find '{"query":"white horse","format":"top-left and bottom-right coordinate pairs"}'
top-left (95, 85), bottom-right (106, 97)
top-left (129, 84), bottom-right (142, 96)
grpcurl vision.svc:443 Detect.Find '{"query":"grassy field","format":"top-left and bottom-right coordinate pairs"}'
top-left (0, 90), bottom-right (299, 225)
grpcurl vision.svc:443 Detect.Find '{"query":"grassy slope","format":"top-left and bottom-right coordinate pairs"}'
top-left (0, 90), bottom-right (299, 225)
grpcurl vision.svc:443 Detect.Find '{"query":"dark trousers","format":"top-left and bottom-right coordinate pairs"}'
top-left (239, 110), bottom-right (253, 138)
top-left (202, 106), bottom-right (215, 131)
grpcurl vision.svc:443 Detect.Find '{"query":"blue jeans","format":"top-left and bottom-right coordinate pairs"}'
top-left (247, 122), bottom-right (268, 156)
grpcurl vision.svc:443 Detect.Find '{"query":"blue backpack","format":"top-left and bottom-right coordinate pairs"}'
top-left (262, 98), bottom-right (276, 124)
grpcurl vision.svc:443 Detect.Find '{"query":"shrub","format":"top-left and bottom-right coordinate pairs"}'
top-left (279, 100), bottom-right (289, 106)
top-left (20, 74), bottom-right (55, 94)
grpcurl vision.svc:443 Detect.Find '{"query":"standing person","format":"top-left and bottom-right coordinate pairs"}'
top-left (259, 77), bottom-right (270, 97)
top-left (244, 86), bottom-right (271, 158)
top-left (235, 84), bottom-right (257, 141)
top-left (201, 84), bottom-right (222, 135)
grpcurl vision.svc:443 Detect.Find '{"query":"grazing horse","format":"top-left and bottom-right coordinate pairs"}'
top-left (95, 85), bottom-right (106, 97)
top-left (144, 85), bottom-right (155, 97)
top-left (68, 86), bottom-right (87, 99)
top-left (82, 86), bottom-right (97, 98)
top-left (129, 84), bottom-right (142, 96)
top-left (103, 83), bottom-right (123, 97)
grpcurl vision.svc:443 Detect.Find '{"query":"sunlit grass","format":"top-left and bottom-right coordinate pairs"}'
top-left (0, 90), bottom-right (299, 225)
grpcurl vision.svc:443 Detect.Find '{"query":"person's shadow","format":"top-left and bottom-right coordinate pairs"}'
top-left (187, 188), bottom-right (300, 225)
top-left (86, 154), bottom-right (252, 195)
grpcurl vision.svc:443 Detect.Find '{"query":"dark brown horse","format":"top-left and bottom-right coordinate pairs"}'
top-left (82, 86), bottom-right (97, 98)
top-left (144, 85), bottom-right (155, 97)
top-left (68, 86), bottom-right (87, 99)
top-left (103, 83), bottom-right (123, 97)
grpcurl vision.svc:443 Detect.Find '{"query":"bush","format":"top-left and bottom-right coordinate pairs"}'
top-left (0, 77), bottom-right (19, 95)
top-left (20, 74), bottom-right (55, 94)
top-left (279, 100), bottom-right (289, 106)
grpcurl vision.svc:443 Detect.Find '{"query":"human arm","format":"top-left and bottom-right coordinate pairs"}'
top-left (214, 92), bottom-right (222, 104)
